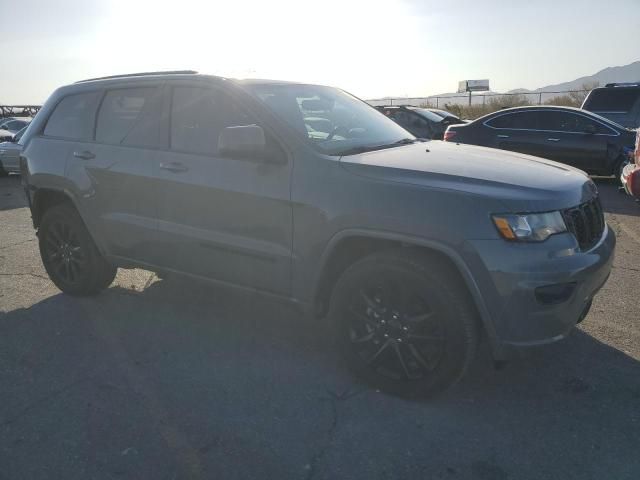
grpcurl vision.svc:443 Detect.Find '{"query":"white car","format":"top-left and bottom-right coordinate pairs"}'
top-left (0, 126), bottom-right (26, 175)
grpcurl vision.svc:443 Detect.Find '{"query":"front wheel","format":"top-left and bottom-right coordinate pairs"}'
top-left (615, 155), bottom-right (630, 184)
top-left (38, 204), bottom-right (117, 295)
top-left (329, 249), bottom-right (479, 398)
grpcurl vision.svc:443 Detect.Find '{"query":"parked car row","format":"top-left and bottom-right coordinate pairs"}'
top-left (375, 105), bottom-right (466, 140)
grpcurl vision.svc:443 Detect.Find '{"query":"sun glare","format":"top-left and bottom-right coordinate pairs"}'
top-left (90, 0), bottom-right (422, 96)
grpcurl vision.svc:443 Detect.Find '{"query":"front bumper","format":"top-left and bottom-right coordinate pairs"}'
top-left (464, 224), bottom-right (615, 358)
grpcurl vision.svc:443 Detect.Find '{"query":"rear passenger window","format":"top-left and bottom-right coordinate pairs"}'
top-left (536, 111), bottom-right (613, 134)
top-left (96, 88), bottom-right (156, 145)
top-left (486, 112), bottom-right (538, 129)
top-left (44, 92), bottom-right (100, 139)
top-left (170, 87), bottom-right (256, 155)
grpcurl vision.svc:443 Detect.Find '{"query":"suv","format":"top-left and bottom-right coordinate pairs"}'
top-left (581, 82), bottom-right (640, 128)
top-left (20, 71), bottom-right (616, 396)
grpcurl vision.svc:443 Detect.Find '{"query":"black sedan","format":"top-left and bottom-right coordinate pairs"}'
top-left (444, 106), bottom-right (636, 177)
top-left (376, 105), bottom-right (464, 140)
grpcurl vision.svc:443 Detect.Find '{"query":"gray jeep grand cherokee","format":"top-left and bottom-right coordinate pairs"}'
top-left (19, 71), bottom-right (615, 396)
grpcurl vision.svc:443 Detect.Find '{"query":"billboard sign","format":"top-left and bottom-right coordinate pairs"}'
top-left (458, 79), bottom-right (490, 93)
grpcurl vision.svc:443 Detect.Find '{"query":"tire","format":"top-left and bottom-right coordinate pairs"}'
top-left (0, 166), bottom-right (8, 177)
top-left (38, 203), bottom-right (117, 295)
top-left (614, 155), bottom-right (629, 184)
top-left (329, 249), bottom-right (479, 398)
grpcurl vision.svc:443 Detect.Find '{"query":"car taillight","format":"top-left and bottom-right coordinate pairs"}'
top-left (443, 130), bottom-right (457, 142)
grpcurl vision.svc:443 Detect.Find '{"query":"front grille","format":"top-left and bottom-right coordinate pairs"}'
top-left (562, 196), bottom-right (605, 251)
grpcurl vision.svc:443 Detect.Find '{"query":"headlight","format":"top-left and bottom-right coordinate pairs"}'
top-left (492, 211), bottom-right (567, 242)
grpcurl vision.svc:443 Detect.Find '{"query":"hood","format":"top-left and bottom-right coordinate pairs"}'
top-left (340, 141), bottom-right (596, 212)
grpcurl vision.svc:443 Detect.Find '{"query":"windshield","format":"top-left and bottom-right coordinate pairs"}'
top-left (243, 83), bottom-right (414, 155)
top-left (14, 126), bottom-right (27, 142)
top-left (413, 108), bottom-right (445, 122)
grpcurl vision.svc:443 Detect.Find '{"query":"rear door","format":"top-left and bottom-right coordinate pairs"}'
top-left (61, 84), bottom-right (164, 262)
top-left (153, 82), bottom-right (293, 295)
top-left (534, 110), bottom-right (609, 172)
top-left (484, 111), bottom-right (545, 156)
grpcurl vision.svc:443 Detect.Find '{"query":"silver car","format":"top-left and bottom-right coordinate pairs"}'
top-left (19, 71), bottom-right (616, 397)
top-left (0, 117), bottom-right (30, 141)
top-left (0, 126), bottom-right (27, 175)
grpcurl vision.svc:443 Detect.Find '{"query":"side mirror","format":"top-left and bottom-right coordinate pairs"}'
top-left (218, 125), bottom-right (266, 159)
top-left (584, 124), bottom-right (597, 135)
top-left (0, 125), bottom-right (7, 130)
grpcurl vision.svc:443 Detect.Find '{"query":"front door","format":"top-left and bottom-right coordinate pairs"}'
top-left (533, 111), bottom-right (610, 172)
top-left (153, 83), bottom-right (293, 295)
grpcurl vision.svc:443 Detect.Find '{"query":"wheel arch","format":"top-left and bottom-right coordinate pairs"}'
top-left (312, 229), bottom-right (499, 349)
top-left (31, 187), bottom-right (78, 229)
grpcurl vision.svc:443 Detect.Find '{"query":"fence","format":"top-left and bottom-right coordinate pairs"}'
top-left (366, 89), bottom-right (590, 108)
top-left (0, 105), bottom-right (41, 119)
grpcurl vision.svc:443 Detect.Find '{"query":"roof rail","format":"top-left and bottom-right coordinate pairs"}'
top-left (604, 82), bottom-right (640, 88)
top-left (75, 70), bottom-right (198, 83)
top-left (374, 105), bottom-right (412, 109)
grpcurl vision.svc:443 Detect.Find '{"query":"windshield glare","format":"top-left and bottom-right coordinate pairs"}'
top-left (243, 84), bottom-right (414, 155)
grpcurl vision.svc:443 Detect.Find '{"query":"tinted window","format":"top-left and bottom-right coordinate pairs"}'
top-left (486, 112), bottom-right (538, 129)
top-left (414, 108), bottom-right (444, 122)
top-left (389, 111), bottom-right (413, 128)
top-left (44, 92), bottom-right (100, 139)
top-left (170, 86), bottom-right (256, 155)
top-left (6, 120), bottom-right (26, 130)
top-left (537, 111), bottom-right (613, 134)
top-left (96, 88), bottom-right (156, 145)
top-left (585, 89), bottom-right (640, 112)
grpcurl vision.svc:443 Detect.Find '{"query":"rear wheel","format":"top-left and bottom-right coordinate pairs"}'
top-left (329, 249), bottom-right (479, 397)
top-left (38, 204), bottom-right (117, 295)
top-left (614, 155), bottom-right (629, 183)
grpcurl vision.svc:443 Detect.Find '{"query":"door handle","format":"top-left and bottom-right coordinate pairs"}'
top-left (73, 150), bottom-right (96, 160)
top-left (547, 138), bottom-right (560, 142)
top-left (159, 161), bottom-right (189, 173)
top-left (497, 134), bottom-right (510, 138)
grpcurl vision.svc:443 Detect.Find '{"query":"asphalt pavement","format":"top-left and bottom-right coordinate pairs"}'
top-left (1, 174), bottom-right (638, 480)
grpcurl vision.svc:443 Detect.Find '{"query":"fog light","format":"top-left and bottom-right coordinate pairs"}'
top-left (535, 282), bottom-right (577, 305)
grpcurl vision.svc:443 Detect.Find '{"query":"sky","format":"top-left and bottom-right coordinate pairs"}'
top-left (1, 0), bottom-right (639, 104)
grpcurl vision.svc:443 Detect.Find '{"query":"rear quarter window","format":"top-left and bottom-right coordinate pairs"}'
top-left (44, 91), bottom-right (101, 140)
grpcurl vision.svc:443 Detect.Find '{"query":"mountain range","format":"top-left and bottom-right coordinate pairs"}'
top-left (369, 60), bottom-right (640, 106)
top-left (508, 60), bottom-right (640, 94)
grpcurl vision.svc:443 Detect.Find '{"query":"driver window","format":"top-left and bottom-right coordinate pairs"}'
top-left (170, 87), bottom-right (257, 156)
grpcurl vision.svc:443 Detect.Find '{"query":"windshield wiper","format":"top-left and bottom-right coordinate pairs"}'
top-left (336, 138), bottom-right (418, 156)
top-left (393, 138), bottom-right (417, 145)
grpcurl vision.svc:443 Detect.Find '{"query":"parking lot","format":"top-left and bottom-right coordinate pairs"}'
top-left (0, 174), bottom-right (638, 479)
